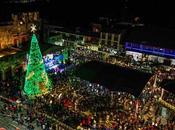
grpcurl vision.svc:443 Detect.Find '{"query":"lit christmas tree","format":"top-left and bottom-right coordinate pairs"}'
top-left (24, 33), bottom-right (52, 97)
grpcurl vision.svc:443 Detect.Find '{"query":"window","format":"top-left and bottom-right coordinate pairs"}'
top-left (114, 35), bottom-right (118, 41)
top-left (108, 34), bottom-right (112, 41)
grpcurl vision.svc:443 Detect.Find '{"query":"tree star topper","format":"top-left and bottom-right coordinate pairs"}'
top-left (31, 24), bottom-right (37, 33)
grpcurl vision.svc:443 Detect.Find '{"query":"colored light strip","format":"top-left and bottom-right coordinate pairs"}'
top-left (125, 42), bottom-right (175, 58)
top-left (125, 46), bottom-right (175, 58)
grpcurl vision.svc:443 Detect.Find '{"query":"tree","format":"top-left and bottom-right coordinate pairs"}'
top-left (24, 34), bottom-right (52, 97)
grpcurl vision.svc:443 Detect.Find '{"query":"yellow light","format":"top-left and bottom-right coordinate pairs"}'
top-left (10, 51), bottom-right (17, 54)
top-left (0, 54), bottom-right (5, 58)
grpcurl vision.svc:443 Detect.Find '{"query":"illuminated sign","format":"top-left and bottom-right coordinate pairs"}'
top-left (125, 42), bottom-right (175, 58)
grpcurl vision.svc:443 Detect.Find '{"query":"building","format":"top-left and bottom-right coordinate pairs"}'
top-left (43, 24), bottom-right (99, 47)
top-left (0, 0), bottom-right (42, 50)
top-left (124, 26), bottom-right (175, 66)
top-left (99, 31), bottom-right (121, 48)
top-left (0, 12), bottom-right (40, 50)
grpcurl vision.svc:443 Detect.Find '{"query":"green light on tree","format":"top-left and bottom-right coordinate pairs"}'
top-left (63, 49), bottom-right (68, 62)
top-left (24, 34), bottom-right (52, 97)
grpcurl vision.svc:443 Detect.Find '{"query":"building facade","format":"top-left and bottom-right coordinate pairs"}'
top-left (99, 32), bottom-right (121, 48)
top-left (0, 11), bottom-right (40, 50)
top-left (125, 42), bottom-right (175, 65)
top-left (43, 24), bottom-right (99, 47)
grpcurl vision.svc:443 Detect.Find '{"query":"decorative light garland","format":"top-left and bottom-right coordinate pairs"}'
top-left (158, 98), bottom-right (175, 112)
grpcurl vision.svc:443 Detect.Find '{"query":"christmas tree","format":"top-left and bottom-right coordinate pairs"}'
top-left (24, 34), bottom-right (52, 97)
top-left (63, 49), bottom-right (68, 61)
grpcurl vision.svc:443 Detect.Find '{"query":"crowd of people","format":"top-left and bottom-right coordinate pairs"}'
top-left (28, 71), bottom-right (175, 129)
top-left (73, 45), bottom-right (156, 74)
top-left (0, 96), bottom-right (55, 130)
top-left (0, 79), bottom-right (21, 99)
top-left (0, 45), bottom-right (175, 130)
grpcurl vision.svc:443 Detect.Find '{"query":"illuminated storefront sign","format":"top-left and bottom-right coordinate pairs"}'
top-left (125, 42), bottom-right (175, 58)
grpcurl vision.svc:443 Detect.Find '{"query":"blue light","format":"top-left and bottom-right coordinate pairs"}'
top-left (125, 42), bottom-right (175, 58)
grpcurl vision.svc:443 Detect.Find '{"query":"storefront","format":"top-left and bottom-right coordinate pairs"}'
top-left (126, 51), bottom-right (143, 61)
top-left (125, 42), bottom-right (175, 65)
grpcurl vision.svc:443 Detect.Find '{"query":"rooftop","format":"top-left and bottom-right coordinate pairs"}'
top-left (45, 24), bottom-right (100, 37)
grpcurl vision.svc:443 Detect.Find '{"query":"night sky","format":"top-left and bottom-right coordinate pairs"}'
top-left (44, 0), bottom-right (175, 26)
top-left (0, 0), bottom-right (175, 28)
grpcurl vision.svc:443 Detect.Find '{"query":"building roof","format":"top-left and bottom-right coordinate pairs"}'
top-left (46, 24), bottom-right (100, 37)
top-left (124, 26), bottom-right (175, 49)
top-left (160, 79), bottom-right (175, 95)
top-left (75, 61), bottom-right (152, 97)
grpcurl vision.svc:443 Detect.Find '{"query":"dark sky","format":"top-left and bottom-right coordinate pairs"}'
top-left (42, 0), bottom-right (175, 28)
top-left (0, 0), bottom-right (175, 28)
top-left (127, 0), bottom-right (175, 27)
